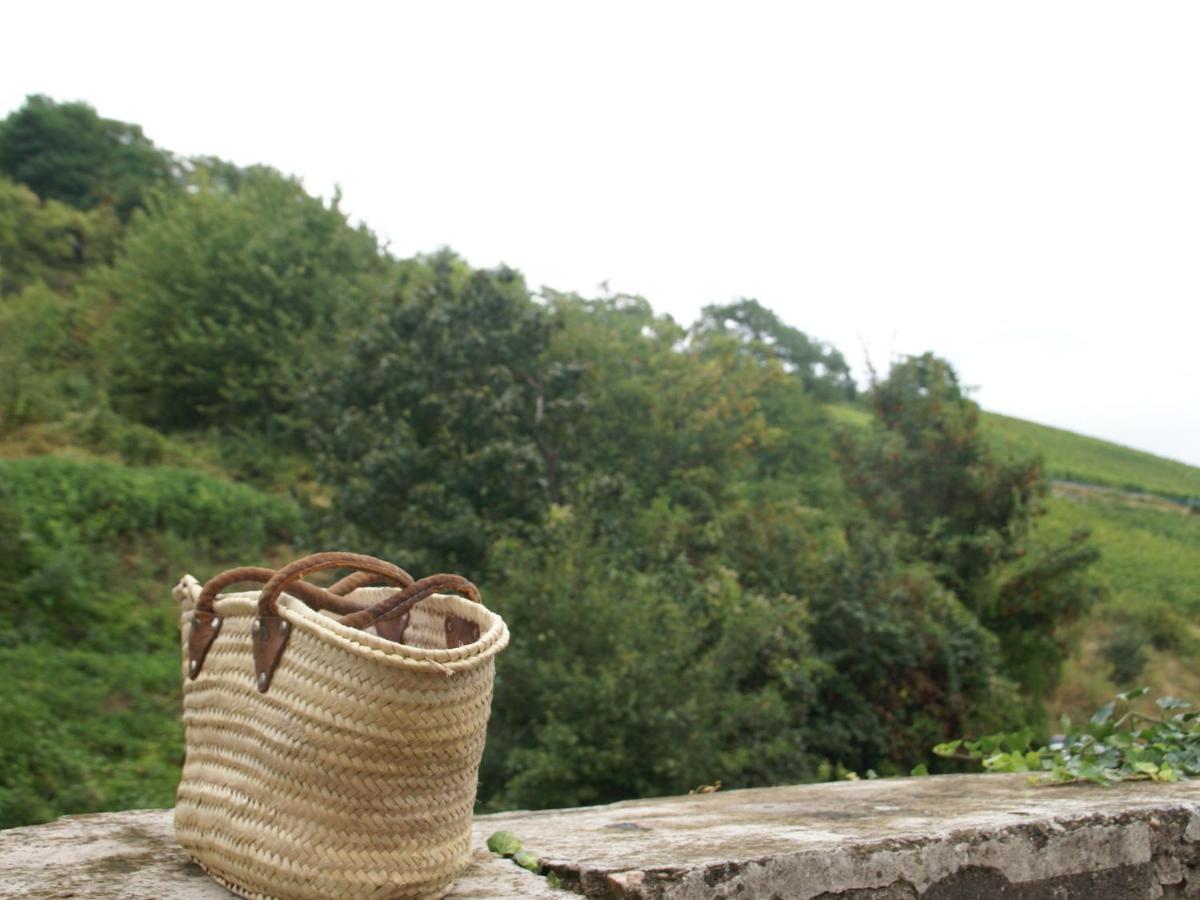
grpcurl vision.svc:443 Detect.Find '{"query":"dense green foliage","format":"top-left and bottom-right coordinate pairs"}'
top-left (0, 95), bottom-right (172, 220)
top-left (0, 178), bottom-right (116, 298)
top-left (0, 457), bottom-right (299, 826)
top-left (937, 689), bottom-right (1200, 786)
top-left (3, 94), bottom-right (1193, 829)
top-left (830, 400), bottom-right (1200, 720)
top-left (836, 354), bottom-right (1100, 706)
top-left (105, 166), bottom-right (385, 434)
top-left (0, 457), bottom-right (299, 549)
top-left (312, 253), bottom-right (560, 573)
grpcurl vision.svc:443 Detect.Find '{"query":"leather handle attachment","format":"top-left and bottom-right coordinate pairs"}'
top-left (252, 554), bottom-right (479, 692)
top-left (187, 554), bottom-right (412, 686)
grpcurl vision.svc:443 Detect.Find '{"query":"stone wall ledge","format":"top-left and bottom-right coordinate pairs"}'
top-left (5, 773), bottom-right (1200, 898)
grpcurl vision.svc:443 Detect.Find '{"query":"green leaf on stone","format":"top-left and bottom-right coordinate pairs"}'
top-left (910, 763), bottom-right (929, 777)
top-left (547, 871), bottom-right (563, 889)
top-left (487, 831), bottom-right (523, 856)
top-left (512, 850), bottom-right (541, 872)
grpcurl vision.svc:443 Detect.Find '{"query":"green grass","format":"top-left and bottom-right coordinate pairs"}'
top-left (1036, 491), bottom-right (1200, 723)
top-left (823, 403), bottom-right (872, 430)
top-left (0, 645), bottom-right (184, 827)
top-left (0, 456), bottom-right (302, 548)
top-left (1038, 495), bottom-right (1200, 613)
top-left (983, 412), bottom-right (1200, 502)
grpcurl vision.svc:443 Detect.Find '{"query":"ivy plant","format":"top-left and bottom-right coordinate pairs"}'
top-left (935, 689), bottom-right (1200, 785)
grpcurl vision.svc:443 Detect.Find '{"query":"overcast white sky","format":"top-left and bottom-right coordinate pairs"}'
top-left (4, 1), bottom-right (1197, 464)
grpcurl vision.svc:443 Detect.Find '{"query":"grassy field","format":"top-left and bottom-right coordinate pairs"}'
top-left (1041, 489), bottom-right (1200, 719)
top-left (1040, 489), bottom-right (1200, 605)
top-left (979, 415), bottom-right (1200, 721)
top-left (984, 412), bottom-right (1200, 502)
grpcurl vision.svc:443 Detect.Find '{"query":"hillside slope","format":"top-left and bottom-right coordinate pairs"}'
top-left (984, 412), bottom-right (1200, 503)
top-left (832, 402), bottom-right (1200, 722)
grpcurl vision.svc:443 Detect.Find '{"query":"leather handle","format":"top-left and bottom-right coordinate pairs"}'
top-left (257, 552), bottom-right (417, 620)
top-left (187, 554), bottom-right (413, 684)
top-left (187, 553), bottom-right (480, 692)
top-left (250, 553), bottom-right (437, 692)
top-left (339, 573), bottom-right (480, 630)
top-left (195, 564), bottom-right (413, 617)
top-left (328, 568), bottom-right (413, 595)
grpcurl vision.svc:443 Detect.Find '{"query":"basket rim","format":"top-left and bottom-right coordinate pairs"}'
top-left (206, 588), bottom-right (509, 673)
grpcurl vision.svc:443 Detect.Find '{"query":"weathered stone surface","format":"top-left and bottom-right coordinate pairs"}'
top-left (0, 808), bottom-right (558, 899)
top-left (5, 774), bottom-right (1200, 897)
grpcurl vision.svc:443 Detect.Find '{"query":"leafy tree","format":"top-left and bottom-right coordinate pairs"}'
top-left (806, 527), bottom-right (1017, 773)
top-left (837, 353), bottom-right (1099, 705)
top-left (0, 283), bottom-right (96, 433)
top-left (312, 252), bottom-right (573, 573)
top-left (479, 500), bottom-right (822, 810)
top-left (104, 167), bottom-right (385, 434)
top-left (0, 179), bottom-right (117, 297)
top-left (0, 95), bottom-right (173, 220)
top-left (544, 292), bottom-right (828, 517)
top-left (695, 298), bottom-right (856, 400)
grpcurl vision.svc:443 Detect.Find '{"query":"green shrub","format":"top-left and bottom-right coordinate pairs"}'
top-left (0, 645), bottom-right (182, 828)
top-left (479, 502), bottom-right (823, 810)
top-left (0, 457), bottom-right (305, 826)
top-left (0, 456), bottom-right (300, 549)
top-left (104, 168), bottom-right (385, 433)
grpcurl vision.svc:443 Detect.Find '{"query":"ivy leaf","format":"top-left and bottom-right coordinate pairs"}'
top-left (1157, 697), bottom-right (1191, 711)
top-left (512, 850), bottom-right (541, 872)
top-left (487, 831), bottom-right (523, 856)
top-left (1090, 701), bottom-right (1116, 726)
top-left (910, 763), bottom-right (929, 777)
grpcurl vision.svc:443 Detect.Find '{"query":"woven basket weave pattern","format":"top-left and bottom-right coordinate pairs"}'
top-left (175, 585), bottom-right (508, 900)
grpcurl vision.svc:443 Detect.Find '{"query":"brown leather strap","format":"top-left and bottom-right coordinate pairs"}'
top-left (257, 553), bottom-right (419, 619)
top-left (194, 565), bottom-right (411, 617)
top-left (252, 553), bottom-right (428, 691)
top-left (328, 567), bottom-right (414, 594)
top-left (339, 573), bottom-right (481, 630)
top-left (190, 553), bottom-right (480, 692)
top-left (188, 555), bottom-right (414, 685)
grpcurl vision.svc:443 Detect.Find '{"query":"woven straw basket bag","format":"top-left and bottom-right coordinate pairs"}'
top-left (172, 551), bottom-right (509, 900)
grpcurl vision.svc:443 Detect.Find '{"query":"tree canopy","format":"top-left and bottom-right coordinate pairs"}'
top-left (104, 167), bottom-right (385, 433)
top-left (0, 95), bottom-right (173, 221)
